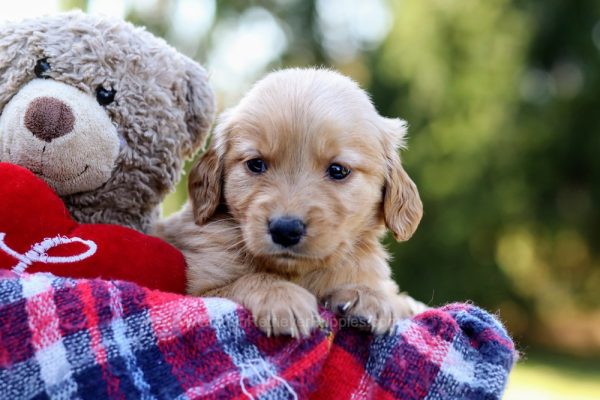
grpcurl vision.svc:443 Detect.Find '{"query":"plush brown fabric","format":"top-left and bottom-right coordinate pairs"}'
top-left (0, 11), bottom-right (215, 232)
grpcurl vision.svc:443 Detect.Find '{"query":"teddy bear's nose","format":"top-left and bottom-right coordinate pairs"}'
top-left (24, 97), bottom-right (75, 142)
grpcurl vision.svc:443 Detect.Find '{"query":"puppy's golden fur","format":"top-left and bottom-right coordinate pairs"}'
top-left (156, 68), bottom-right (426, 337)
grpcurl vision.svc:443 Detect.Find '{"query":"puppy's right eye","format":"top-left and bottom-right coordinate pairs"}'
top-left (34, 58), bottom-right (51, 78)
top-left (327, 163), bottom-right (351, 180)
top-left (246, 158), bottom-right (267, 174)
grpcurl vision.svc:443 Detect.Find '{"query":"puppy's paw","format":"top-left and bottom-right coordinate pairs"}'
top-left (322, 285), bottom-right (424, 334)
top-left (248, 282), bottom-right (321, 338)
top-left (396, 293), bottom-right (429, 318)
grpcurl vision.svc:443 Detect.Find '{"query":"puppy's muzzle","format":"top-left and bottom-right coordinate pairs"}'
top-left (268, 216), bottom-right (306, 247)
top-left (25, 97), bottom-right (75, 142)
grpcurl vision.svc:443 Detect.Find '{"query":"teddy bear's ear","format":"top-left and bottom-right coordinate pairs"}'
top-left (0, 26), bottom-right (31, 110)
top-left (181, 60), bottom-right (216, 158)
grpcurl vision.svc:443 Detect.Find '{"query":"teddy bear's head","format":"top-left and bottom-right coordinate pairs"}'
top-left (0, 12), bottom-right (215, 232)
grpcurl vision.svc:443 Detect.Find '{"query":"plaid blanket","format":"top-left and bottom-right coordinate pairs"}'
top-left (0, 271), bottom-right (516, 399)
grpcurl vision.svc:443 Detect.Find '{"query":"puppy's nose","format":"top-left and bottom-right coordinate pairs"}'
top-left (24, 97), bottom-right (75, 142)
top-left (269, 217), bottom-right (306, 248)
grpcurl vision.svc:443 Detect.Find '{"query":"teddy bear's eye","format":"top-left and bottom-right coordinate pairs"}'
top-left (34, 59), bottom-right (51, 78)
top-left (96, 86), bottom-right (116, 106)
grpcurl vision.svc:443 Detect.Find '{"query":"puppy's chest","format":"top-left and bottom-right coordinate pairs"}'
top-left (290, 270), bottom-right (342, 299)
top-left (253, 265), bottom-right (327, 296)
top-left (250, 257), bottom-right (352, 298)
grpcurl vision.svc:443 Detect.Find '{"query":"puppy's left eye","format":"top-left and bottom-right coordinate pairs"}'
top-left (246, 158), bottom-right (267, 174)
top-left (327, 163), bottom-right (351, 180)
top-left (96, 86), bottom-right (116, 106)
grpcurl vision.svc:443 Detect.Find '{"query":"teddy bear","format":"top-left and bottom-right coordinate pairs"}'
top-left (0, 11), bottom-right (215, 233)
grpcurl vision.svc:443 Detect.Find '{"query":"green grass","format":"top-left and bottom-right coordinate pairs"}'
top-left (504, 351), bottom-right (600, 399)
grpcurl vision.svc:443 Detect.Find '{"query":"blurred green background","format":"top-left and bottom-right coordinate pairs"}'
top-left (27, 0), bottom-right (600, 397)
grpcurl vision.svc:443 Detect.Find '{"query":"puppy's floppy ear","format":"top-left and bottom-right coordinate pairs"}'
top-left (188, 147), bottom-right (221, 225)
top-left (188, 111), bottom-right (232, 225)
top-left (381, 118), bottom-right (423, 241)
top-left (180, 59), bottom-right (216, 158)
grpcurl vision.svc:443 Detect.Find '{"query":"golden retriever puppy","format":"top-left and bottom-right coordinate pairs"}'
top-left (155, 68), bottom-right (426, 338)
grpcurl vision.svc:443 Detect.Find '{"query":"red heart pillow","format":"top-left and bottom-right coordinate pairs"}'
top-left (0, 162), bottom-right (186, 293)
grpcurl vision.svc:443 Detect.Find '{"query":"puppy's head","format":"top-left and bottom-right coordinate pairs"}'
top-left (190, 68), bottom-right (422, 269)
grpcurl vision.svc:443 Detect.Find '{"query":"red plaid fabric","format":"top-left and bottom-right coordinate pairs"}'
top-left (0, 271), bottom-right (516, 399)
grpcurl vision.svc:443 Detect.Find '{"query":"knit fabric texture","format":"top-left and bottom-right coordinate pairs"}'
top-left (0, 271), bottom-right (516, 399)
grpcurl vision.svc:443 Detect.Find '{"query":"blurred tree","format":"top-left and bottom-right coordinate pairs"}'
top-left (370, 0), bottom-right (600, 355)
top-left (372, 0), bottom-right (529, 310)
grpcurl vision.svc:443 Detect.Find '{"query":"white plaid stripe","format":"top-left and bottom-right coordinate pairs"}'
top-left (203, 298), bottom-right (297, 400)
top-left (23, 274), bottom-right (79, 399)
top-left (424, 337), bottom-right (509, 400)
top-left (438, 345), bottom-right (475, 385)
top-left (35, 341), bottom-right (78, 399)
top-left (106, 283), bottom-right (156, 400)
top-left (21, 273), bottom-right (53, 299)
